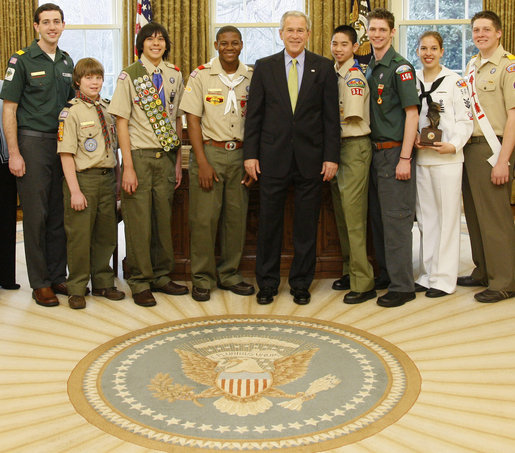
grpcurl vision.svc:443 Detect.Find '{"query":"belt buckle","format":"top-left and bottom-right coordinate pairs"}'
top-left (225, 141), bottom-right (236, 151)
top-left (102, 168), bottom-right (108, 175)
top-left (155, 151), bottom-right (162, 158)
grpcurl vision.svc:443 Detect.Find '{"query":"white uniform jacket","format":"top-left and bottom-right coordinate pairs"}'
top-left (416, 65), bottom-right (473, 166)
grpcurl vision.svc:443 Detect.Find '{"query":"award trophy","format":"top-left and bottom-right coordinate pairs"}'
top-left (419, 101), bottom-right (443, 146)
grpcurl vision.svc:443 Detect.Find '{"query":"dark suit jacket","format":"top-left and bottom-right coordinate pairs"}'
top-left (243, 49), bottom-right (340, 179)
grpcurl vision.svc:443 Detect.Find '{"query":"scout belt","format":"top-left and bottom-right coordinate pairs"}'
top-left (126, 61), bottom-right (180, 152)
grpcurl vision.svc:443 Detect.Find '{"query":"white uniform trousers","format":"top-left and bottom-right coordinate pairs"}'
top-left (415, 162), bottom-right (462, 293)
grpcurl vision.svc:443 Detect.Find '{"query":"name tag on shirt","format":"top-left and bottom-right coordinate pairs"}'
top-left (31, 71), bottom-right (46, 77)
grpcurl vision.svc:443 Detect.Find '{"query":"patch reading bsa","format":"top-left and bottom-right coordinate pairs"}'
top-left (347, 78), bottom-right (365, 88)
top-left (5, 67), bottom-right (15, 81)
top-left (506, 63), bottom-right (515, 73)
top-left (351, 88), bottom-right (364, 96)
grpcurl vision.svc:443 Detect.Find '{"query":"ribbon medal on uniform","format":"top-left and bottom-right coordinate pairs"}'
top-left (84, 138), bottom-right (97, 152)
top-left (377, 84), bottom-right (384, 104)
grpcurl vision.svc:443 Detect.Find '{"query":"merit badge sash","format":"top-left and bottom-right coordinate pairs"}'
top-left (125, 61), bottom-right (180, 152)
top-left (466, 57), bottom-right (502, 167)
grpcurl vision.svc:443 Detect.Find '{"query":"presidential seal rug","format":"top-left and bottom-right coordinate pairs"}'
top-left (68, 315), bottom-right (421, 452)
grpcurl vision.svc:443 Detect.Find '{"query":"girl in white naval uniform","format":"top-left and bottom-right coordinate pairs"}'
top-left (414, 31), bottom-right (473, 297)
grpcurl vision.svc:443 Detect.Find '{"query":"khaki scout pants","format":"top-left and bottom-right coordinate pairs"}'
top-left (122, 149), bottom-right (176, 294)
top-left (330, 135), bottom-right (374, 292)
top-left (462, 140), bottom-right (515, 291)
top-left (189, 143), bottom-right (248, 289)
top-left (63, 168), bottom-right (117, 295)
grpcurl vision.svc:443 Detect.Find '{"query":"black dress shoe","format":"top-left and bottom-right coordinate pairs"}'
top-left (374, 276), bottom-right (390, 290)
top-left (343, 289), bottom-right (377, 304)
top-left (332, 275), bottom-right (350, 291)
top-left (377, 291), bottom-right (415, 307)
top-left (290, 288), bottom-right (310, 305)
top-left (425, 288), bottom-right (449, 298)
top-left (217, 281), bottom-right (255, 296)
top-left (415, 283), bottom-right (428, 293)
top-left (457, 275), bottom-right (487, 287)
top-left (0, 282), bottom-right (20, 290)
top-left (257, 287), bottom-right (278, 305)
top-left (192, 286), bottom-right (210, 302)
top-left (474, 289), bottom-right (515, 303)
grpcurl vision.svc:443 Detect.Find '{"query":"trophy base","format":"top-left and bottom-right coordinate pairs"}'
top-left (419, 127), bottom-right (442, 146)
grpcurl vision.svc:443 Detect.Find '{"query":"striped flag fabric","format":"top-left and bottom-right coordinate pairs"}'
top-left (349, 0), bottom-right (372, 69)
top-left (135, 0), bottom-right (153, 57)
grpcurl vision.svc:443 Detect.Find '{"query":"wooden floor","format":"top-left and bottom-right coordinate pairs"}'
top-left (1, 222), bottom-right (515, 453)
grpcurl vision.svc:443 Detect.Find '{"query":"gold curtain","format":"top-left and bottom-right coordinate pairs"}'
top-left (123, 0), bottom-right (138, 67)
top-left (152, 0), bottom-right (210, 81)
top-left (306, 0), bottom-right (386, 58)
top-left (0, 0), bottom-right (37, 77)
top-left (484, 0), bottom-right (514, 51)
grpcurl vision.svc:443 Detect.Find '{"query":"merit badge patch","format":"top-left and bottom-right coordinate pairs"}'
top-left (205, 94), bottom-right (224, 105)
top-left (347, 78), bottom-right (365, 89)
top-left (84, 138), bottom-right (97, 152)
top-left (506, 63), bottom-right (515, 73)
top-left (5, 67), bottom-right (15, 81)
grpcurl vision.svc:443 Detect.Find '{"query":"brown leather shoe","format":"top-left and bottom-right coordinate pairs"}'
top-left (217, 281), bottom-right (255, 296)
top-left (192, 286), bottom-right (210, 302)
top-left (51, 282), bottom-right (68, 295)
top-left (151, 281), bottom-right (188, 295)
top-left (92, 287), bottom-right (125, 300)
top-left (133, 289), bottom-right (157, 307)
top-left (68, 295), bottom-right (86, 309)
top-left (32, 287), bottom-right (59, 307)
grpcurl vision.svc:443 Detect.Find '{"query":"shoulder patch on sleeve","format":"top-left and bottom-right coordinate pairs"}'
top-left (347, 78), bottom-right (366, 88)
top-left (456, 78), bottom-right (467, 88)
top-left (506, 63), bottom-right (515, 73)
top-left (9, 57), bottom-right (17, 65)
top-left (5, 67), bottom-right (15, 81)
top-left (118, 72), bottom-right (127, 80)
top-left (395, 64), bottom-right (412, 74)
top-left (15, 49), bottom-right (25, 55)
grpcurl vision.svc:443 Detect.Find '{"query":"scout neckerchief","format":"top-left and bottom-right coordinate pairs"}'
top-left (417, 75), bottom-right (445, 113)
top-left (466, 55), bottom-right (502, 167)
top-left (130, 59), bottom-right (180, 152)
top-left (76, 90), bottom-right (111, 149)
top-left (218, 71), bottom-right (246, 115)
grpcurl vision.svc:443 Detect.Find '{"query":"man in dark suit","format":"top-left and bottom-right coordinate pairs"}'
top-left (244, 10), bottom-right (340, 305)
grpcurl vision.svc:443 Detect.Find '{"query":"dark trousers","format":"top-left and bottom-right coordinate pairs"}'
top-left (0, 162), bottom-right (17, 287)
top-left (17, 134), bottom-right (66, 289)
top-left (256, 162), bottom-right (322, 290)
top-left (368, 145), bottom-right (416, 292)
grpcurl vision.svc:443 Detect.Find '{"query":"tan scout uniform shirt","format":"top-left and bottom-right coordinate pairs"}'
top-left (57, 97), bottom-right (117, 171)
top-left (179, 57), bottom-right (252, 141)
top-left (466, 45), bottom-right (515, 137)
top-left (336, 59), bottom-right (371, 138)
top-left (108, 54), bottom-right (184, 149)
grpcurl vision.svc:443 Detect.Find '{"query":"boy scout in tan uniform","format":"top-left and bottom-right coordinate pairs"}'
top-left (459, 11), bottom-right (515, 303)
top-left (108, 22), bottom-right (187, 307)
top-left (329, 25), bottom-right (376, 305)
top-left (58, 58), bottom-right (124, 309)
top-left (180, 26), bottom-right (254, 302)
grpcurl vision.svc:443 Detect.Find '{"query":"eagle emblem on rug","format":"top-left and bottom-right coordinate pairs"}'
top-left (148, 335), bottom-right (341, 416)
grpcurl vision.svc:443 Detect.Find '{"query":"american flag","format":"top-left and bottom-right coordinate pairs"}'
top-left (135, 0), bottom-right (152, 57)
